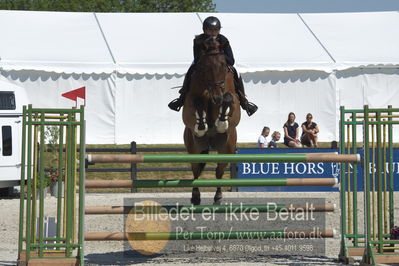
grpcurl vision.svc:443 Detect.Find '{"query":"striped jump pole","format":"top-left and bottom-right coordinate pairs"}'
top-left (86, 153), bottom-right (361, 164)
top-left (85, 177), bottom-right (338, 189)
top-left (85, 229), bottom-right (335, 241)
top-left (85, 203), bottom-right (336, 215)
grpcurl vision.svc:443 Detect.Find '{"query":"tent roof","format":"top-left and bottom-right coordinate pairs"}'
top-left (96, 12), bottom-right (199, 74)
top-left (301, 12), bottom-right (399, 69)
top-left (0, 10), bottom-right (398, 74)
top-left (0, 10), bottom-right (114, 73)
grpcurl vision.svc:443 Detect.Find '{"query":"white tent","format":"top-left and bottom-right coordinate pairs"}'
top-left (0, 10), bottom-right (398, 144)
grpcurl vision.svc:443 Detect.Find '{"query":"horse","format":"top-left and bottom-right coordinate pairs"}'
top-left (182, 36), bottom-right (241, 205)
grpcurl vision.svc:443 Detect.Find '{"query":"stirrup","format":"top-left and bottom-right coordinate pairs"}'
top-left (168, 98), bottom-right (183, 112)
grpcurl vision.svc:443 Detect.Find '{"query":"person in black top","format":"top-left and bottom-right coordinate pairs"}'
top-left (301, 113), bottom-right (319, 147)
top-left (283, 112), bottom-right (302, 148)
top-left (168, 16), bottom-right (258, 116)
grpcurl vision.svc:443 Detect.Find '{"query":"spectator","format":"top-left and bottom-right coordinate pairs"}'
top-left (301, 113), bottom-right (319, 148)
top-left (268, 131), bottom-right (281, 148)
top-left (331, 141), bottom-right (338, 149)
top-left (258, 126), bottom-right (270, 148)
top-left (283, 112), bottom-right (302, 148)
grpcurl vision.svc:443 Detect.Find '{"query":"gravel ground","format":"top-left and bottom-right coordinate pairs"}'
top-left (1, 191), bottom-right (351, 266)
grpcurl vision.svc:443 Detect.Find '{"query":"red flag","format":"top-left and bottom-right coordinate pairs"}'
top-left (62, 86), bottom-right (86, 106)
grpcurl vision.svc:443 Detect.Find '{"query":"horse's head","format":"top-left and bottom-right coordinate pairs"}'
top-left (197, 37), bottom-right (228, 105)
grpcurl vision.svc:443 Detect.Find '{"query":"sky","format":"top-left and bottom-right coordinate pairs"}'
top-left (213, 0), bottom-right (399, 13)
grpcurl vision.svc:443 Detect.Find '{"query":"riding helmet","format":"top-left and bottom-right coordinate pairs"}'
top-left (203, 16), bottom-right (221, 30)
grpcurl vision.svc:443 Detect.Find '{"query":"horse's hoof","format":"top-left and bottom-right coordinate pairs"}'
top-left (195, 130), bottom-right (206, 137)
top-left (215, 119), bottom-right (228, 133)
top-left (194, 124), bottom-right (208, 137)
top-left (191, 197), bottom-right (201, 205)
top-left (214, 194), bottom-right (222, 205)
top-left (213, 198), bottom-right (222, 205)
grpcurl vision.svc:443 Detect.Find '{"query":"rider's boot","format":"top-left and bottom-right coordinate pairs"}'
top-left (234, 73), bottom-right (258, 116)
top-left (168, 88), bottom-right (186, 112)
top-left (168, 65), bottom-right (194, 112)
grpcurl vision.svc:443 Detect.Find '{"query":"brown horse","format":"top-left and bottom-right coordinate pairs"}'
top-left (182, 37), bottom-right (241, 205)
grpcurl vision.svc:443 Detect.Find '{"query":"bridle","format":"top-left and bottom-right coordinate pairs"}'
top-left (198, 51), bottom-right (227, 95)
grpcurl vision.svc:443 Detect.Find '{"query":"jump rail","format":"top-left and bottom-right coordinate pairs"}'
top-left (85, 178), bottom-right (338, 189)
top-left (86, 153), bottom-right (360, 163)
top-left (85, 203), bottom-right (336, 215)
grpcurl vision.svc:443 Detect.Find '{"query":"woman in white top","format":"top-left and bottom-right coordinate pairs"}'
top-left (258, 126), bottom-right (270, 148)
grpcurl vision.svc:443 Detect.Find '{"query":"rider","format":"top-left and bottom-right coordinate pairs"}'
top-left (168, 16), bottom-right (258, 116)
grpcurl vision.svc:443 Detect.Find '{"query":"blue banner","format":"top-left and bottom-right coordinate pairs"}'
top-left (236, 148), bottom-right (399, 192)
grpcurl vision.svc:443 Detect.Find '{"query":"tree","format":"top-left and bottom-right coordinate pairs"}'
top-left (0, 0), bottom-right (216, 12)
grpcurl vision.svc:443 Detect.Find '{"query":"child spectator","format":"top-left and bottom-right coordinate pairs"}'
top-left (258, 126), bottom-right (270, 148)
top-left (268, 131), bottom-right (281, 148)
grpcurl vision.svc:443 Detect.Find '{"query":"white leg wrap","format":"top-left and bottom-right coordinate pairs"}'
top-left (194, 110), bottom-right (208, 137)
top-left (215, 106), bottom-right (229, 133)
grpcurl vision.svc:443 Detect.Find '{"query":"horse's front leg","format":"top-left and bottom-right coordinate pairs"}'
top-left (214, 162), bottom-right (227, 205)
top-left (193, 97), bottom-right (208, 137)
top-left (215, 92), bottom-right (233, 133)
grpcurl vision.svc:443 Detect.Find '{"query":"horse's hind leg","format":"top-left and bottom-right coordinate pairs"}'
top-left (191, 161), bottom-right (206, 205)
top-left (214, 129), bottom-right (237, 205)
top-left (190, 149), bottom-right (208, 205)
top-left (214, 162), bottom-right (227, 205)
top-left (185, 127), bottom-right (208, 205)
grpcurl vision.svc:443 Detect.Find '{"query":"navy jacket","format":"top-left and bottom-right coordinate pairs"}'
top-left (193, 33), bottom-right (235, 66)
